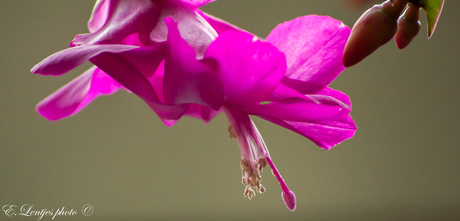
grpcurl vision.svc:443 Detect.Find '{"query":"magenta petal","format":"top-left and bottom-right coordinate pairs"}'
top-left (119, 33), bottom-right (144, 46)
top-left (149, 60), bottom-right (167, 103)
top-left (185, 104), bottom-right (222, 123)
top-left (162, 119), bottom-right (177, 127)
top-left (260, 114), bottom-right (357, 150)
top-left (32, 43), bottom-right (165, 78)
top-left (204, 30), bottom-right (287, 104)
top-left (265, 15), bottom-right (350, 94)
top-left (268, 83), bottom-right (310, 101)
top-left (37, 66), bottom-right (122, 120)
top-left (163, 18), bottom-right (223, 110)
top-left (118, 44), bottom-right (167, 78)
top-left (150, 4), bottom-right (217, 58)
top-left (89, 50), bottom-right (189, 120)
top-left (256, 86), bottom-right (356, 149)
top-left (72, 0), bottom-right (160, 46)
top-left (87, 0), bottom-right (109, 33)
top-left (315, 86), bottom-right (352, 107)
top-left (236, 95), bottom-right (349, 122)
top-left (149, 60), bottom-right (221, 123)
top-left (31, 45), bottom-right (138, 76)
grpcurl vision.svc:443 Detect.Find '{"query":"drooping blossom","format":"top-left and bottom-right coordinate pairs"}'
top-left (159, 16), bottom-right (356, 210)
top-left (32, 0), bottom-right (357, 211)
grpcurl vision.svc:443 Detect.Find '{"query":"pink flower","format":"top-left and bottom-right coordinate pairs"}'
top-left (32, 0), bottom-right (357, 211)
top-left (161, 16), bottom-right (356, 211)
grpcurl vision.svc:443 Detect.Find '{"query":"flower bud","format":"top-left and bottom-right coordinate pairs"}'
top-left (343, 0), bottom-right (407, 67)
top-left (395, 3), bottom-right (421, 49)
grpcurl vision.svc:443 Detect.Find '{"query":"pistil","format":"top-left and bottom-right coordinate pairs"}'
top-left (266, 156), bottom-right (296, 211)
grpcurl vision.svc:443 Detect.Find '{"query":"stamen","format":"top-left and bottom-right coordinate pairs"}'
top-left (258, 157), bottom-right (267, 172)
top-left (244, 185), bottom-right (255, 199)
top-left (258, 184), bottom-right (266, 194)
top-left (240, 157), bottom-right (268, 199)
top-left (228, 125), bottom-right (236, 139)
top-left (242, 177), bottom-right (248, 185)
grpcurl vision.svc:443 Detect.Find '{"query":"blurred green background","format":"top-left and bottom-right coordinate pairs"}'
top-left (1, 0), bottom-right (459, 220)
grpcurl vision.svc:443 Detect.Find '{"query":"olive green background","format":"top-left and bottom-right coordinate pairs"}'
top-left (1, 0), bottom-right (459, 220)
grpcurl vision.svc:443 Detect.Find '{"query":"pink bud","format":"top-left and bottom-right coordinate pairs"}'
top-left (395, 3), bottom-right (421, 49)
top-left (343, 0), bottom-right (407, 67)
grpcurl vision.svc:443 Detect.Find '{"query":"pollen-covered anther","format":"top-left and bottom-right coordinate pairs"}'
top-left (241, 159), bottom-right (253, 177)
top-left (254, 168), bottom-right (261, 181)
top-left (244, 185), bottom-right (255, 199)
top-left (228, 125), bottom-right (236, 139)
top-left (258, 157), bottom-right (267, 171)
top-left (240, 157), bottom-right (268, 199)
top-left (257, 184), bottom-right (266, 194)
top-left (242, 177), bottom-right (248, 185)
top-left (247, 177), bottom-right (253, 185)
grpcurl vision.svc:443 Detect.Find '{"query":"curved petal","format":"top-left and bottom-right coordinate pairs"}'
top-left (268, 83), bottom-right (310, 101)
top-left (87, 0), bottom-right (110, 33)
top-left (236, 94), bottom-right (350, 123)
top-left (71, 0), bottom-right (161, 46)
top-left (265, 15), bottom-right (350, 94)
top-left (249, 86), bottom-right (356, 149)
top-left (150, 3), bottom-right (217, 58)
top-left (31, 44), bottom-right (139, 76)
top-left (120, 44), bottom-right (167, 78)
top-left (89, 49), bottom-right (189, 120)
top-left (36, 66), bottom-right (123, 120)
top-left (204, 30), bottom-right (287, 105)
top-left (267, 83), bottom-right (352, 112)
top-left (260, 114), bottom-right (357, 150)
top-left (148, 61), bottom-right (221, 124)
top-left (119, 33), bottom-right (143, 46)
top-left (162, 17), bottom-right (223, 110)
top-left (32, 43), bottom-right (165, 78)
top-left (315, 86), bottom-right (352, 108)
top-left (149, 60), bottom-right (166, 103)
top-left (76, 0), bottom-right (217, 54)
top-left (184, 104), bottom-right (222, 123)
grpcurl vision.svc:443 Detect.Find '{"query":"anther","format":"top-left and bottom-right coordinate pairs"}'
top-left (242, 177), bottom-right (248, 185)
top-left (258, 184), bottom-right (266, 194)
top-left (228, 125), bottom-right (236, 139)
top-left (258, 157), bottom-right (267, 171)
top-left (244, 186), bottom-right (255, 199)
